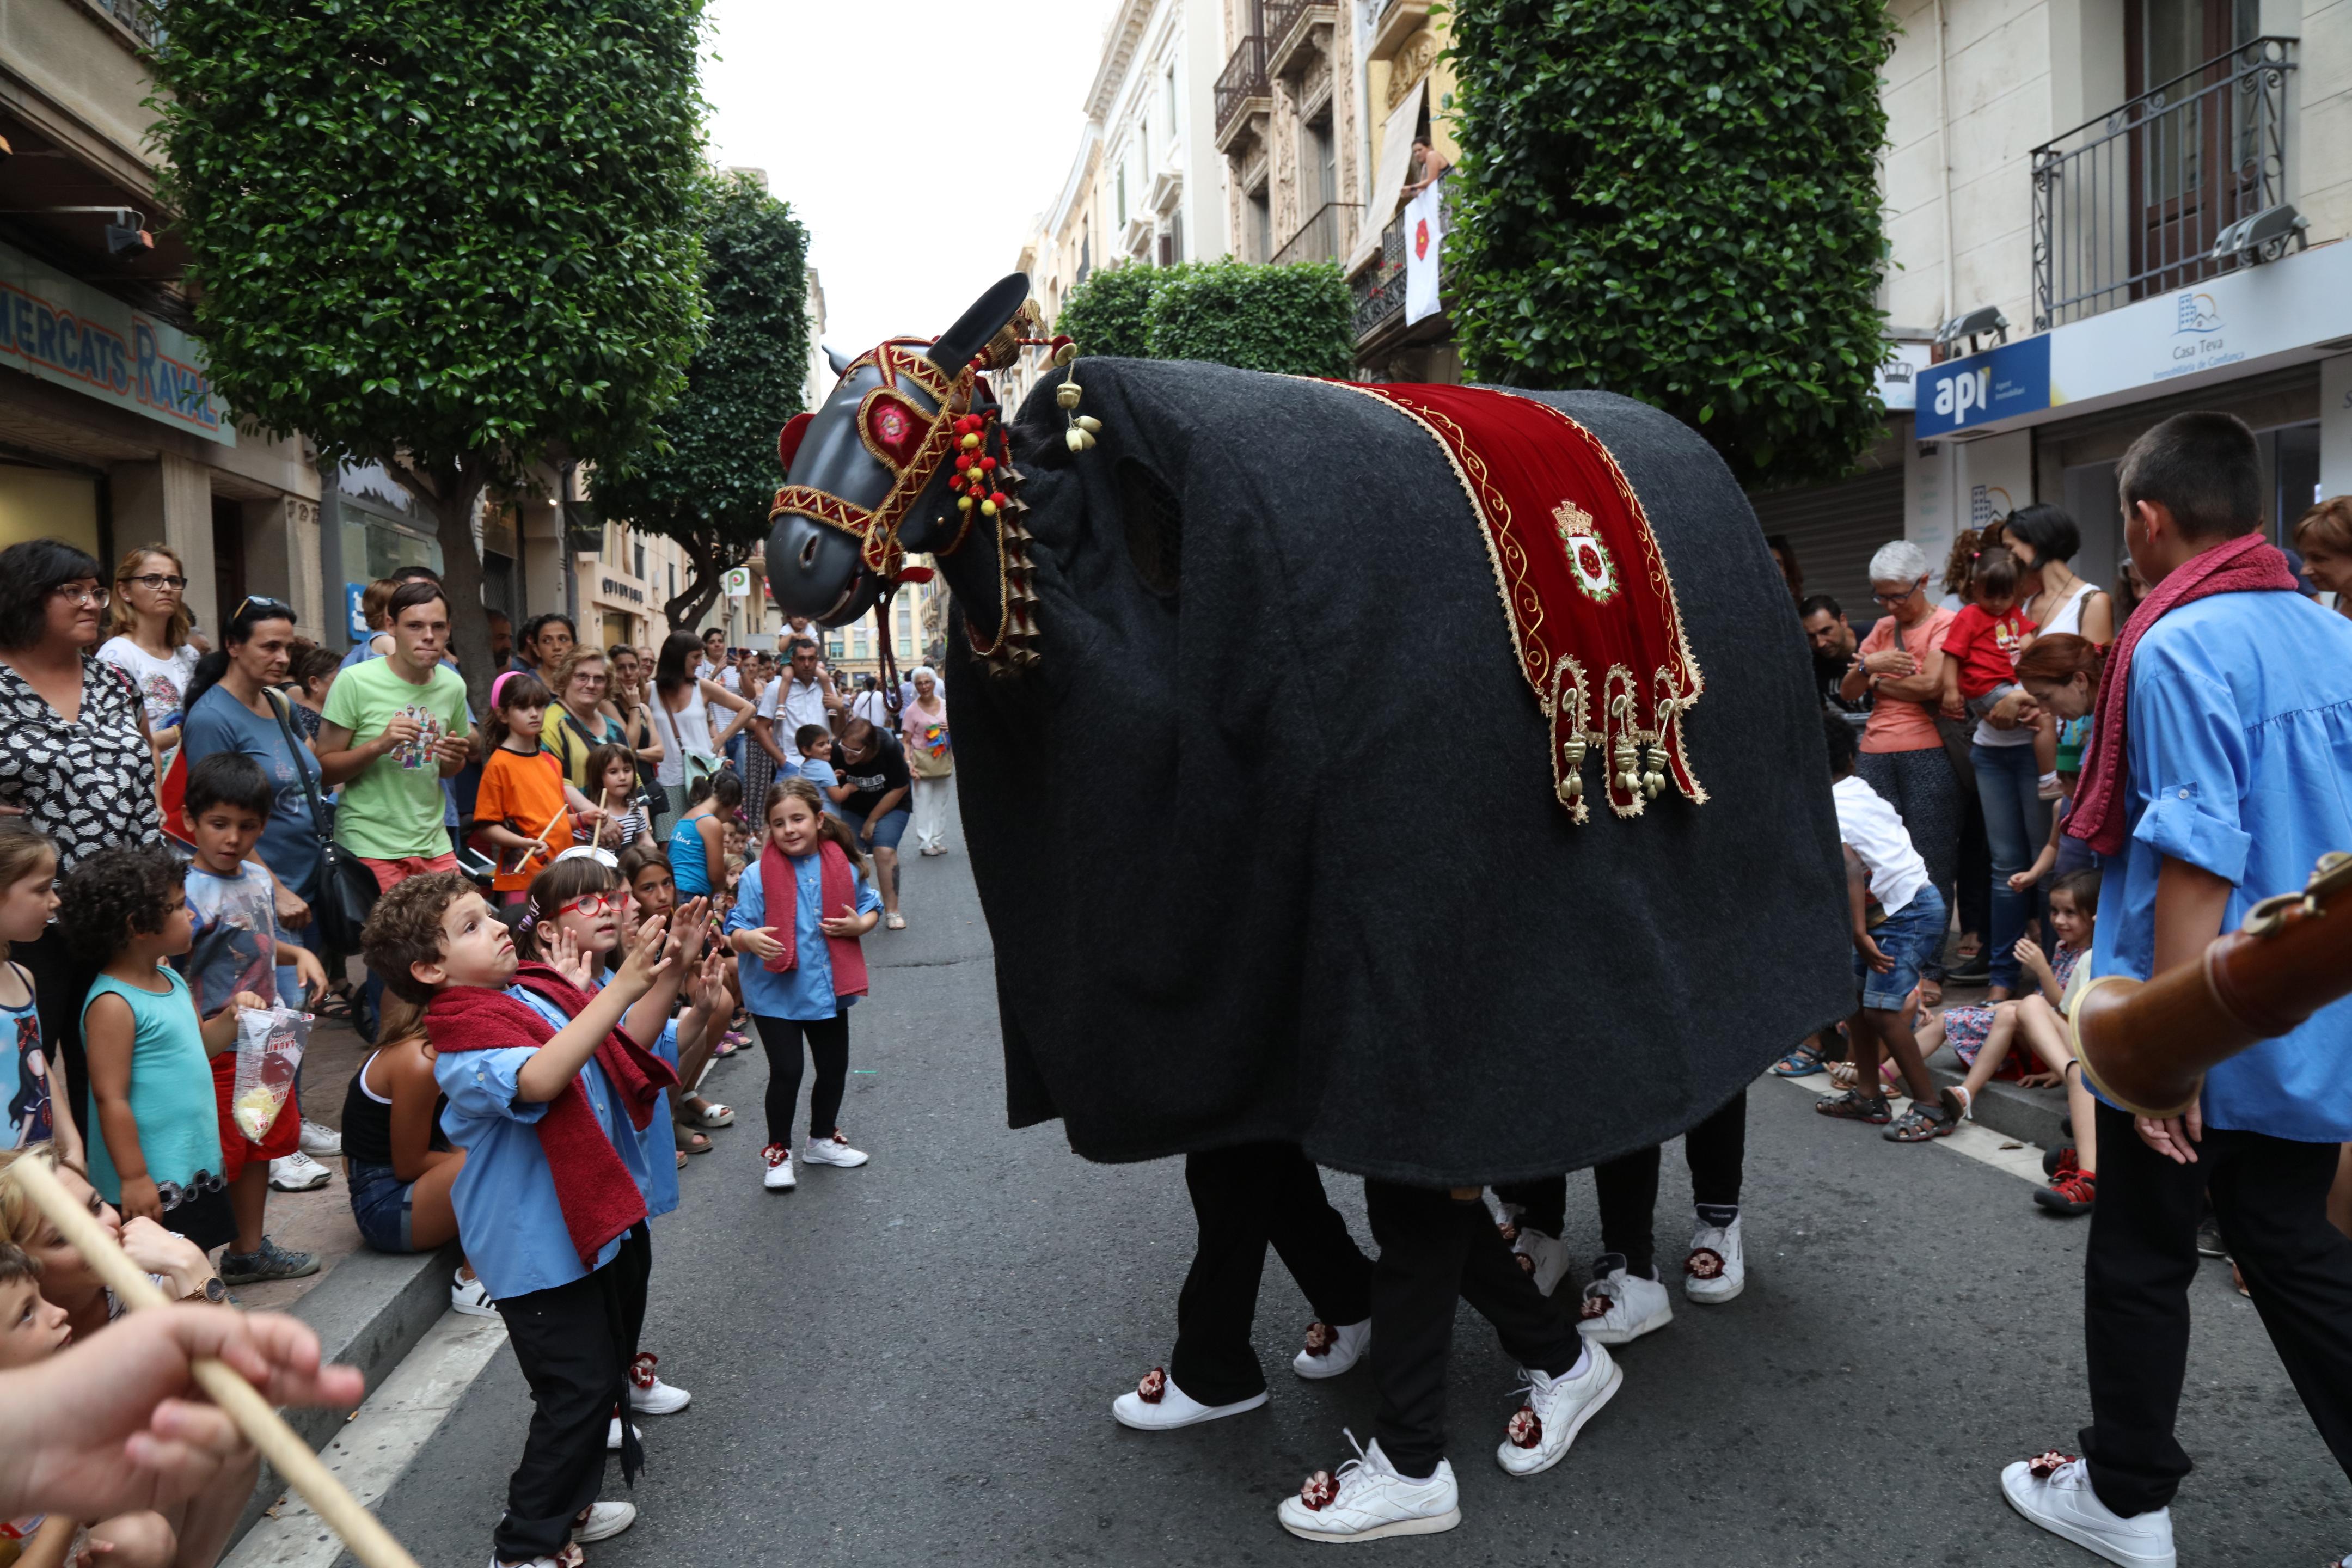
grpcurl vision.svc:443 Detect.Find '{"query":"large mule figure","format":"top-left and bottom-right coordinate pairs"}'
top-left (765, 274), bottom-right (1849, 1185)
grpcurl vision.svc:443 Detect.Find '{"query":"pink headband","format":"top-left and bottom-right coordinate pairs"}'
top-left (491, 671), bottom-right (519, 709)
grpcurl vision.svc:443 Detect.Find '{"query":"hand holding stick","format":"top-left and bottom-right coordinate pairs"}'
top-left (5, 1155), bottom-right (420, 1568)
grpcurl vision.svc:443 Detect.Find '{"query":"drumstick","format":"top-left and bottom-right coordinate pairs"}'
top-left (504, 804), bottom-right (571, 876)
top-left (5, 1156), bottom-right (420, 1568)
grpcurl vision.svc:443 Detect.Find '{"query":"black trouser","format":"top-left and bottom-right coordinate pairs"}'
top-left (1366, 1182), bottom-right (1585, 1480)
top-left (1165, 1143), bottom-right (1373, 1406)
top-left (17, 926), bottom-right (97, 1142)
top-left (1493, 1089), bottom-right (1748, 1277)
top-left (2080, 1103), bottom-right (2352, 1517)
top-left (492, 1224), bottom-right (651, 1563)
top-left (754, 1012), bottom-right (850, 1144)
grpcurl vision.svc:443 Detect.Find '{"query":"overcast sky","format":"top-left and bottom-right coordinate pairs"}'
top-left (703, 0), bottom-right (1122, 364)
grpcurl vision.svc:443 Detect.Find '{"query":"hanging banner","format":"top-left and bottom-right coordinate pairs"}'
top-left (1346, 75), bottom-right (1428, 274)
top-left (1404, 182), bottom-right (1444, 326)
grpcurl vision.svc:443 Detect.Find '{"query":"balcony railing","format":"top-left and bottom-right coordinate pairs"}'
top-left (1215, 36), bottom-right (1269, 140)
top-left (2031, 36), bottom-right (2296, 330)
top-left (1351, 172), bottom-right (1457, 341)
top-left (1264, 0), bottom-right (1333, 77)
top-left (1272, 201), bottom-right (1359, 267)
top-left (87, 0), bottom-right (166, 47)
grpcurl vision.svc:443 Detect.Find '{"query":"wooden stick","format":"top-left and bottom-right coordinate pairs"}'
top-left (5, 1156), bottom-right (420, 1568)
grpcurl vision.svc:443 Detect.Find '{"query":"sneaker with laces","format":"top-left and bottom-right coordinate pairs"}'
top-left (1576, 1255), bottom-right (1673, 1344)
top-left (627, 1352), bottom-right (691, 1414)
top-left (761, 1143), bottom-right (797, 1190)
top-left (2035, 1168), bottom-right (2097, 1216)
top-left (450, 1268), bottom-right (497, 1319)
top-left (1685, 1215), bottom-right (1745, 1303)
top-left (1111, 1366), bottom-right (1270, 1430)
top-left (1292, 1318), bottom-right (1370, 1380)
top-left (2000, 1451), bottom-right (2175, 1567)
top-left (571, 1502), bottom-right (635, 1542)
top-left (802, 1130), bottom-right (869, 1167)
top-left (1278, 1432), bottom-right (1461, 1542)
top-left (1494, 1342), bottom-right (1621, 1477)
top-left (298, 1119), bottom-right (343, 1158)
top-left (268, 1151), bottom-right (331, 1192)
top-left (218, 1236), bottom-right (320, 1285)
top-left (1513, 1228), bottom-right (1575, 1297)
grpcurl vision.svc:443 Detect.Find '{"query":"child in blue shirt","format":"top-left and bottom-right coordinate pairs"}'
top-left (360, 869), bottom-right (679, 1567)
top-left (725, 777), bottom-right (879, 1192)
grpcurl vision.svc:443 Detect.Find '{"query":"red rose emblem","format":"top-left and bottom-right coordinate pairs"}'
top-left (1686, 1248), bottom-right (1725, 1281)
top-left (1507, 1405), bottom-right (1543, 1449)
top-left (2026, 1450), bottom-right (2076, 1480)
top-left (1413, 218), bottom-right (1430, 260)
top-left (1301, 1320), bottom-right (1333, 1357)
top-left (1136, 1367), bottom-right (1167, 1404)
top-left (1299, 1470), bottom-right (1338, 1511)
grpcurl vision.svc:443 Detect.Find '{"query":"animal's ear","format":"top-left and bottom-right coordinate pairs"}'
top-left (926, 274), bottom-right (1033, 376)
top-left (777, 412), bottom-right (814, 473)
top-left (824, 345), bottom-right (853, 377)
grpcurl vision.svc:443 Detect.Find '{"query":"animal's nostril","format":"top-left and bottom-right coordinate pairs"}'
top-left (799, 535), bottom-right (820, 571)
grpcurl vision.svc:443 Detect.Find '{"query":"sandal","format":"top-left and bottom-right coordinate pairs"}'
top-left (1770, 1045), bottom-right (1826, 1077)
top-left (1941, 1084), bottom-right (1973, 1122)
top-left (1815, 1090), bottom-right (1892, 1124)
top-left (1883, 1103), bottom-right (1959, 1142)
top-left (681, 1098), bottom-right (734, 1128)
top-left (680, 1129), bottom-right (713, 1155)
top-left (675, 1150), bottom-right (689, 1169)
top-left (885, 912), bottom-right (906, 930)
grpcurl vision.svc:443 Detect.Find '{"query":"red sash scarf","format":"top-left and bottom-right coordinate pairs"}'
top-left (425, 964), bottom-right (678, 1268)
top-left (1338, 382), bottom-right (1705, 821)
top-left (2065, 531), bottom-right (2298, 856)
top-left (758, 838), bottom-right (871, 998)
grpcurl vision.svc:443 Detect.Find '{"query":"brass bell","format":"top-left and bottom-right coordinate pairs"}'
top-left (1076, 415), bottom-right (1101, 433)
top-left (1064, 428), bottom-right (1088, 453)
top-left (1056, 384), bottom-right (1082, 409)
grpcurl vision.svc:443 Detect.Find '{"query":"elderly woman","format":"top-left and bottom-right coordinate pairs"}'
top-left (901, 667), bottom-right (953, 856)
top-left (1837, 540), bottom-right (1962, 991)
top-left (0, 541), bottom-right (163, 1147)
top-left (541, 646), bottom-right (625, 790)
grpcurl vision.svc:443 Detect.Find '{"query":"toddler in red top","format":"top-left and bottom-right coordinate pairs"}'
top-left (1940, 543), bottom-right (2058, 789)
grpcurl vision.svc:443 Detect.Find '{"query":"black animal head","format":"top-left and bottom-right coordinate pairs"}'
top-left (765, 274), bottom-right (1034, 627)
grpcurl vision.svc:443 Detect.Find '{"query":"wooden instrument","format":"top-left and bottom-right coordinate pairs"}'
top-left (2071, 851), bottom-right (2352, 1118)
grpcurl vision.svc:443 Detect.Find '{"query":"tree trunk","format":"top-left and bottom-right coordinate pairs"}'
top-left (419, 453), bottom-right (495, 715)
top-left (661, 529), bottom-right (730, 634)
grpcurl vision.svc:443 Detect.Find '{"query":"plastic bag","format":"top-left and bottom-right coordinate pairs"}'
top-left (231, 1006), bottom-right (312, 1143)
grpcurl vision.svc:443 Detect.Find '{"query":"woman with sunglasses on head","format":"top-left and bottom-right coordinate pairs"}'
top-left (96, 545), bottom-right (199, 774)
top-left (0, 541), bottom-right (164, 1155)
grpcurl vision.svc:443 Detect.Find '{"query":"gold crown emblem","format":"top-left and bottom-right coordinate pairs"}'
top-left (1552, 499), bottom-right (1596, 540)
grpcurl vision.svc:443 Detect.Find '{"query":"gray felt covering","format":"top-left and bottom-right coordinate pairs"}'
top-left (937, 357), bottom-right (1851, 1186)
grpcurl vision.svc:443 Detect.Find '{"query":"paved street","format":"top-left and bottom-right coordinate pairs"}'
top-left (368, 828), bottom-right (2351, 1566)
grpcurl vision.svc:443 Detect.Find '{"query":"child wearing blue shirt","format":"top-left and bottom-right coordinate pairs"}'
top-left (724, 777), bottom-right (880, 1192)
top-left (361, 870), bottom-right (682, 1568)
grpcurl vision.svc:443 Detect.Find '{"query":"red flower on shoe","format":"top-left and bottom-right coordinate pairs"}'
top-left (1301, 1321), bottom-right (1334, 1357)
top-left (2026, 1450), bottom-right (2077, 1479)
top-left (1686, 1247), bottom-right (1725, 1280)
top-left (1136, 1367), bottom-right (1167, 1404)
top-left (762, 1142), bottom-right (789, 1167)
top-left (1506, 1405), bottom-right (1543, 1449)
top-left (1298, 1470), bottom-right (1338, 1511)
top-left (1579, 1291), bottom-right (1613, 1322)
top-left (629, 1352), bottom-right (658, 1391)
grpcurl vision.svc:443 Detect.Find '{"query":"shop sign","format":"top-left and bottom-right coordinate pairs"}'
top-left (724, 566), bottom-right (751, 598)
top-left (1875, 341), bottom-right (1933, 412)
top-left (0, 238), bottom-right (234, 445)
top-left (1916, 336), bottom-right (2051, 437)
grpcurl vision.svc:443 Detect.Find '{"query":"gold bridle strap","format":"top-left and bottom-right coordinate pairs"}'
top-left (770, 358), bottom-right (976, 580)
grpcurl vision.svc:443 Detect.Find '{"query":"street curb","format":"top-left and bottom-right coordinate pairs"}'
top-left (1925, 1048), bottom-right (2073, 1153)
top-left (226, 1241), bottom-right (463, 1551)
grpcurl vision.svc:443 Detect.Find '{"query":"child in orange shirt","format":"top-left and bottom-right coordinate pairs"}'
top-left (471, 674), bottom-right (603, 902)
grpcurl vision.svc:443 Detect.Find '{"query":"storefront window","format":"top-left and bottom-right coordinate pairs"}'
top-left (0, 463), bottom-right (100, 555)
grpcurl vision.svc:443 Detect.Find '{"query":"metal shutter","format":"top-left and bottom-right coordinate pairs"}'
top-left (1745, 465), bottom-right (1907, 624)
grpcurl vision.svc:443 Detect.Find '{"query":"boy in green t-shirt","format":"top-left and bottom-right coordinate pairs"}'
top-left (316, 580), bottom-right (473, 886)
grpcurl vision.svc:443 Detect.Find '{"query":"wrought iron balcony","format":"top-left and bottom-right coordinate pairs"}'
top-left (1265, 0), bottom-right (1335, 78)
top-left (2031, 36), bottom-right (2297, 330)
top-left (1351, 173), bottom-right (1457, 341)
top-left (1215, 36), bottom-right (1269, 143)
top-left (1272, 201), bottom-right (1359, 267)
top-left (89, 0), bottom-right (166, 47)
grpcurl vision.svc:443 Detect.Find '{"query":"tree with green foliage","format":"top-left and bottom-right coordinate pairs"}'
top-left (1445, 0), bottom-right (1892, 487)
top-left (592, 174), bottom-right (811, 633)
top-left (150, 0), bottom-right (708, 700)
top-left (1050, 260), bottom-right (1351, 377)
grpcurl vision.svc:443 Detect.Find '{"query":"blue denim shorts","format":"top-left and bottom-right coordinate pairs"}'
top-left (1855, 884), bottom-right (1947, 1011)
top-left (347, 1159), bottom-right (414, 1253)
top-left (851, 806), bottom-right (910, 852)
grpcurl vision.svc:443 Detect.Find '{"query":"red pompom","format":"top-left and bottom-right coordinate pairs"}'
top-left (955, 454), bottom-right (973, 471)
top-left (978, 456), bottom-right (996, 471)
top-left (989, 492), bottom-right (1007, 509)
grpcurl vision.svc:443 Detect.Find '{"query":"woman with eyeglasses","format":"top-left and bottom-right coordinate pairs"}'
top-left (1836, 541), bottom-right (1964, 1001)
top-left (0, 540), bottom-right (164, 1154)
top-left (96, 545), bottom-right (200, 772)
top-left (541, 646), bottom-right (626, 792)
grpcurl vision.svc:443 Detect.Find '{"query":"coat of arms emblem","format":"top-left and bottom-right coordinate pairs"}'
top-left (1553, 499), bottom-right (1618, 603)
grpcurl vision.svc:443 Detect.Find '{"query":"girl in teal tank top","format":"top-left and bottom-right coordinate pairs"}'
top-left (81, 968), bottom-right (222, 1217)
top-left (667, 770), bottom-right (743, 896)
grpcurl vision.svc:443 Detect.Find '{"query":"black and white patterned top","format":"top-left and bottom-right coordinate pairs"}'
top-left (0, 655), bottom-right (163, 872)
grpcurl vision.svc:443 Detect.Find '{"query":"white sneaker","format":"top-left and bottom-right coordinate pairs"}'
top-left (603, 1418), bottom-right (641, 1453)
top-left (1685, 1215), bottom-right (1745, 1303)
top-left (2000, 1451), bottom-right (2176, 1567)
top-left (1576, 1255), bottom-right (1673, 1344)
top-left (1111, 1367), bottom-right (1269, 1430)
top-left (1514, 1228), bottom-right (1574, 1297)
top-left (268, 1151), bottom-right (331, 1192)
top-left (298, 1119), bottom-right (343, 1158)
top-left (1292, 1318), bottom-right (1370, 1380)
top-left (450, 1269), bottom-right (497, 1319)
top-left (1277, 1432), bottom-right (1461, 1542)
top-left (801, 1131), bottom-right (868, 1167)
top-left (1495, 1343), bottom-right (1621, 1477)
top-left (761, 1142), bottom-right (796, 1190)
top-left (571, 1501), bottom-right (636, 1543)
top-left (628, 1352), bottom-right (691, 1414)
top-left (487, 1557), bottom-right (563, 1567)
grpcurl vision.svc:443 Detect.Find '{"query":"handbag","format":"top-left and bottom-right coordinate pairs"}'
top-left (653, 695), bottom-right (723, 792)
top-left (905, 715), bottom-right (953, 779)
top-left (264, 688), bottom-right (376, 957)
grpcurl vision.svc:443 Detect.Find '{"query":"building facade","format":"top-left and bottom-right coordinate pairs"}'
top-left (1212, 0), bottom-right (1367, 270)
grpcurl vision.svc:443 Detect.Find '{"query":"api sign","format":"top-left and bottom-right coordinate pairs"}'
top-left (1916, 336), bottom-right (2051, 437)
